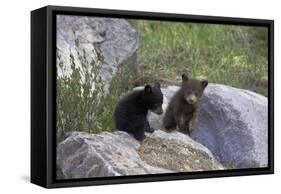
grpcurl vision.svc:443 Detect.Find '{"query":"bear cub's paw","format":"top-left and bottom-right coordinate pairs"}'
top-left (133, 132), bottom-right (146, 141)
top-left (145, 127), bottom-right (155, 133)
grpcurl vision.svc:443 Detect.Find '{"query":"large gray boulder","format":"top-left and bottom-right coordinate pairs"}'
top-left (56, 15), bottom-right (138, 92)
top-left (193, 84), bottom-right (268, 168)
top-left (57, 130), bottom-right (222, 179)
top-left (148, 84), bottom-right (268, 169)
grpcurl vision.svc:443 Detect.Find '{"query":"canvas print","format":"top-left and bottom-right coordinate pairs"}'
top-left (56, 14), bottom-right (268, 179)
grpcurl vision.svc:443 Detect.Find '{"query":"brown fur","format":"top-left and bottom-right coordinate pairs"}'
top-left (163, 74), bottom-right (208, 135)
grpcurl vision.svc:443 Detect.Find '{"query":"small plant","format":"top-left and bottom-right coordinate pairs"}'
top-left (91, 66), bottom-right (134, 134)
top-left (56, 49), bottom-right (104, 142)
top-left (56, 48), bottom-right (133, 142)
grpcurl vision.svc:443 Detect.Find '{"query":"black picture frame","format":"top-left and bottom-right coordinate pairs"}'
top-left (31, 5), bottom-right (274, 188)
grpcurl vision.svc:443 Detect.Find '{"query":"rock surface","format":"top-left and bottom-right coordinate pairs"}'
top-left (57, 130), bottom-right (222, 179)
top-left (56, 15), bottom-right (138, 92)
top-left (148, 84), bottom-right (268, 169)
top-left (193, 84), bottom-right (268, 168)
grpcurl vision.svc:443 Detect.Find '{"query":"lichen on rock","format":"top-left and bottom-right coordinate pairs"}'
top-left (139, 131), bottom-right (223, 172)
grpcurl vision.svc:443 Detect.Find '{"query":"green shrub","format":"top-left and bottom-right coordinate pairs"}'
top-left (56, 49), bottom-right (133, 142)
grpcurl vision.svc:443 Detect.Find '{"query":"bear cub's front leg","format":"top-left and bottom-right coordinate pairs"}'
top-left (144, 119), bottom-right (155, 133)
top-left (133, 127), bottom-right (146, 141)
top-left (178, 111), bottom-right (198, 134)
top-left (176, 113), bottom-right (193, 135)
top-left (188, 111), bottom-right (198, 133)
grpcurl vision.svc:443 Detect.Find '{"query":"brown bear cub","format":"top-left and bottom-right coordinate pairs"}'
top-left (163, 73), bottom-right (208, 135)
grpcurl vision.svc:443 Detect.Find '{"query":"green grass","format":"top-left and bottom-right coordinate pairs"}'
top-left (129, 20), bottom-right (268, 96)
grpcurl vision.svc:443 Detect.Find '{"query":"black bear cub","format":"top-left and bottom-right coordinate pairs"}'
top-left (163, 73), bottom-right (208, 135)
top-left (114, 83), bottom-right (163, 141)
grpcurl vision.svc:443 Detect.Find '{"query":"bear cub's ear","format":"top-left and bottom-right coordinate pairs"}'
top-left (144, 84), bottom-right (152, 93)
top-left (154, 82), bottom-right (161, 89)
top-left (201, 80), bottom-right (208, 88)
top-left (182, 73), bottom-right (189, 82)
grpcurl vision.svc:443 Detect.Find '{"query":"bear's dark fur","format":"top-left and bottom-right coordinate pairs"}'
top-left (163, 73), bottom-right (208, 135)
top-left (114, 83), bottom-right (163, 141)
